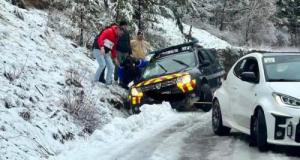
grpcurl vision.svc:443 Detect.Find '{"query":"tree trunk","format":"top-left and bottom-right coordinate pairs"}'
top-left (138, 0), bottom-right (142, 30)
top-left (245, 19), bottom-right (252, 45)
top-left (219, 0), bottom-right (228, 31)
top-left (80, 8), bottom-right (84, 46)
top-left (103, 0), bottom-right (109, 9)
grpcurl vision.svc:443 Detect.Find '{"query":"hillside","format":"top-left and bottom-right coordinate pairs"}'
top-left (0, 1), bottom-right (127, 159)
top-left (0, 1), bottom-right (238, 159)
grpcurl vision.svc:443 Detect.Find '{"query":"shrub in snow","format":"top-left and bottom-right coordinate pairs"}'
top-left (216, 48), bottom-right (243, 73)
top-left (11, 0), bottom-right (26, 9)
top-left (23, 0), bottom-right (49, 9)
top-left (3, 65), bottom-right (23, 82)
top-left (4, 96), bottom-right (17, 108)
top-left (62, 88), bottom-right (100, 134)
top-left (13, 8), bottom-right (24, 20)
top-left (19, 110), bottom-right (31, 121)
top-left (65, 67), bottom-right (87, 88)
top-left (2, 56), bottom-right (28, 82)
top-left (53, 130), bottom-right (75, 144)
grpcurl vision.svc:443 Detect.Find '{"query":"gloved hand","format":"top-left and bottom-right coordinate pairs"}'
top-left (100, 47), bottom-right (105, 55)
top-left (134, 59), bottom-right (141, 66)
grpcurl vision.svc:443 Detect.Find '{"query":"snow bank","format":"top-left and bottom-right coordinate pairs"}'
top-left (93, 102), bottom-right (176, 142)
top-left (55, 102), bottom-right (182, 160)
top-left (0, 1), bottom-right (127, 159)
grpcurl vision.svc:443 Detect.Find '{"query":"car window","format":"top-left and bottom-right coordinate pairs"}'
top-left (233, 59), bottom-right (246, 77)
top-left (263, 55), bottom-right (300, 82)
top-left (198, 49), bottom-right (211, 63)
top-left (142, 51), bottom-right (197, 79)
top-left (198, 51), bottom-right (205, 63)
top-left (234, 57), bottom-right (260, 81)
top-left (204, 49), bottom-right (217, 62)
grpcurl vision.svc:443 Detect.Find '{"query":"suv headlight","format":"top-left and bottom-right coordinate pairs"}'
top-left (131, 88), bottom-right (143, 97)
top-left (273, 92), bottom-right (300, 106)
top-left (177, 75), bottom-right (191, 84)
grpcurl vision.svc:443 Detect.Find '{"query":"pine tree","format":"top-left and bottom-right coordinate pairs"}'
top-left (276, 0), bottom-right (300, 46)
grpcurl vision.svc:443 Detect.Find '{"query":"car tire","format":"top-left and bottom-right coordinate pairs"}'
top-left (199, 83), bottom-right (213, 112)
top-left (175, 106), bottom-right (187, 112)
top-left (249, 116), bottom-right (257, 147)
top-left (129, 105), bottom-right (141, 115)
top-left (212, 100), bottom-right (231, 136)
top-left (254, 109), bottom-right (268, 151)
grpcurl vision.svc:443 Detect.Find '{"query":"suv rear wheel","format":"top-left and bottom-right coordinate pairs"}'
top-left (198, 83), bottom-right (212, 112)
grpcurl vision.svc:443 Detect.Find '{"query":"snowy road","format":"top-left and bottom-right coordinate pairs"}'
top-left (108, 114), bottom-right (300, 160)
top-left (56, 103), bottom-right (300, 160)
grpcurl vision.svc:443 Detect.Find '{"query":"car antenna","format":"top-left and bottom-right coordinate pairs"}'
top-left (188, 25), bottom-right (193, 41)
top-left (183, 25), bottom-right (193, 43)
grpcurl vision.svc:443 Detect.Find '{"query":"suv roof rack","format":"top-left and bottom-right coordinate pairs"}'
top-left (247, 50), bottom-right (300, 54)
top-left (151, 39), bottom-right (199, 59)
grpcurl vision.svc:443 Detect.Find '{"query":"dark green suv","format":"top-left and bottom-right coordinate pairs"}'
top-left (128, 40), bottom-right (225, 113)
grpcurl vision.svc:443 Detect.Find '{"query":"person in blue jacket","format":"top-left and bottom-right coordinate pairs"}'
top-left (118, 56), bottom-right (148, 89)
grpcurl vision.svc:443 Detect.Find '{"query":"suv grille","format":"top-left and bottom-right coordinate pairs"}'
top-left (141, 79), bottom-right (176, 92)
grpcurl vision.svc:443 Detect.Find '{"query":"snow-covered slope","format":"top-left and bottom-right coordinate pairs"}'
top-left (152, 16), bottom-right (232, 49)
top-left (0, 1), bottom-right (127, 160)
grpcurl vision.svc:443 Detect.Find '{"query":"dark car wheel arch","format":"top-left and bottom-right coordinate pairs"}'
top-left (212, 98), bottom-right (231, 135)
top-left (197, 82), bottom-right (213, 112)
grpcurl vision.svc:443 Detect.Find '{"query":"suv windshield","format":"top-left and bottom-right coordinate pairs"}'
top-left (142, 51), bottom-right (197, 79)
top-left (263, 54), bottom-right (300, 82)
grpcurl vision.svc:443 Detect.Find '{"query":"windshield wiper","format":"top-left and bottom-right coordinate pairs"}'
top-left (157, 63), bottom-right (168, 73)
top-left (268, 79), bottom-right (300, 82)
top-left (172, 59), bottom-right (190, 68)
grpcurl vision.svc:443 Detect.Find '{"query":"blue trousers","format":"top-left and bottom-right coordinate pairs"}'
top-left (93, 49), bottom-right (115, 84)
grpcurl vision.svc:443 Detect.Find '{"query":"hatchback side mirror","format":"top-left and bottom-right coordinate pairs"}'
top-left (240, 72), bottom-right (258, 83)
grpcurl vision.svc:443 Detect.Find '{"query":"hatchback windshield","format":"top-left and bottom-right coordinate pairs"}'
top-left (263, 54), bottom-right (300, 82)
top-left (142, 51), bottom-right (197, 79)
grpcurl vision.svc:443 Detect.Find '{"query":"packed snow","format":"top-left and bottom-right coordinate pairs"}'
top-left (55, 102), bottom-right (187, 160)
top-left (0, 1), bottom-right (127, 159)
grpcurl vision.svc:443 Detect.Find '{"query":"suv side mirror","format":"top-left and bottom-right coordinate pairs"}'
top-left (201, 60), bottom-right (210, 67)
top-left (240, 72), bottom-right (258, 83)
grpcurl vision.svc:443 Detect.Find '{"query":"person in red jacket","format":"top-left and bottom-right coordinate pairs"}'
top-left (93, 24), bottom-right (123, 84)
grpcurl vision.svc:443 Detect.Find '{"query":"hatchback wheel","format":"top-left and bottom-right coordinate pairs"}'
top-left (253, 109), bottom-right (268, 151)
top-left (212, 100), bottom-right (231, 136)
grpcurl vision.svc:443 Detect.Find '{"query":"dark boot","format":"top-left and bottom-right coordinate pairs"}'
top-left (99, 67), bottom-right (106, 83)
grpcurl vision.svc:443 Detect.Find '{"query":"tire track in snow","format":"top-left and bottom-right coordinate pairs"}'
top-left (109, 112), bottom-right (210, 160)
top-left (179, 113), bottom-right (300, 160)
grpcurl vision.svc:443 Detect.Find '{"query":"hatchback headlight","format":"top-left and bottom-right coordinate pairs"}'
top-left (177, 75), bottom-right (191, 84)
top-left (273, 92), bottom-right (300, 106)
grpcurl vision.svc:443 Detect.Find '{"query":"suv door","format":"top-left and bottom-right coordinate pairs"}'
top-left (197, 48), bottom-right (211, 77)
top-left (198, 48), bottom-right (220, 89)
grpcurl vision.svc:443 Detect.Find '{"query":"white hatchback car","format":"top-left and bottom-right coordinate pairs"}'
top-left (212, 52), bottom-right (300, 151)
